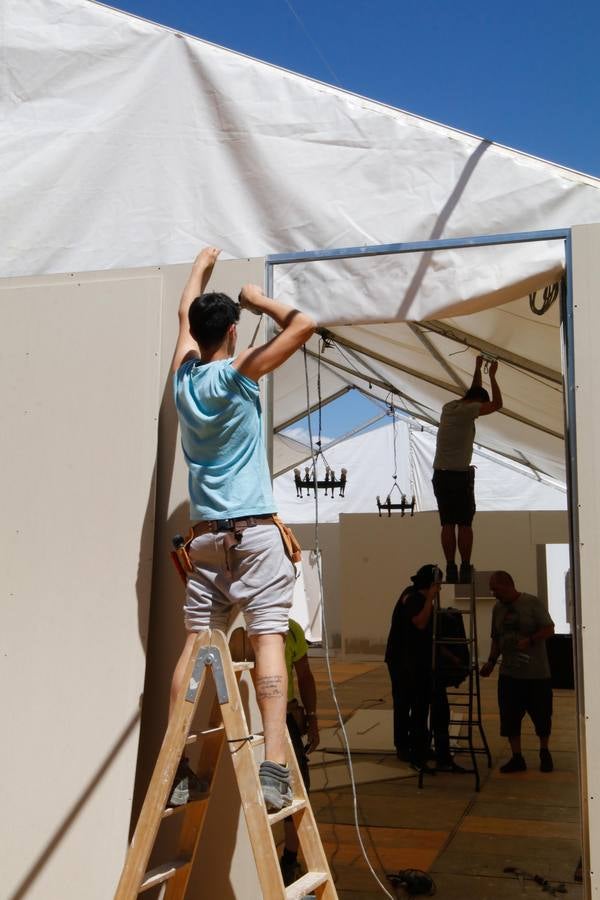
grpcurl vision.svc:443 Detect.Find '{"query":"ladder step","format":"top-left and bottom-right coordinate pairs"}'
top-left (435, 637), bottom-right (474, 644)
top-left (285, 871), bottom-right (329, 899)
top-left (268, 797), bottom-right (307, 825)
top-left (232, 660), bottom-right (254, 671)
top-left (162, 796), bottom-right (208, 820)
top-left (186, 726), bottom-right (265, 749)
top-left (186, 724), bottom-right (225, 746)
top-left (140, 859), bottom-right (190, 892)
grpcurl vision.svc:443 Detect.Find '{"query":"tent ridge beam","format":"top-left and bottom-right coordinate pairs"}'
top-left (420, 319), bottom-right (562, 384)
top-left (408, 323), bottom-right (468, 391)
top-left (266, 228), bottom-right (569, 265)
top-left (274, 385), bottom-right (352, 433)
top-left (275, 411), bottom-right (387, 477)
top-left (307, 347), bottom-right (439, 425)
top-left (318, 330), bottom-right (563, 441)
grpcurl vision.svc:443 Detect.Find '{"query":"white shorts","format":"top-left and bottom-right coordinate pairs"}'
top-left (184, 522), bottom-right (295, 635)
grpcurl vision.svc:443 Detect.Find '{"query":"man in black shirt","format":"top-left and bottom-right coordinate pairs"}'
top-left (385, 564), bottom-right (442, 772)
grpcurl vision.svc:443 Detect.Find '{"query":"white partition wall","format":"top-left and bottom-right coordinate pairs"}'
top-left (0, 269), bottom-right (162, 899)
top-left (569, 224), bottom-right (600, 897)
top-left (0, 257), bottom-right (266, 900)
top-left (132, 256), bottom-right (267, 900)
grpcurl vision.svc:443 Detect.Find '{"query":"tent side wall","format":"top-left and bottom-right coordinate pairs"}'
top-left (0, 269), bottom-right (162, 899)
top-left (569, 224), bottom-right (600, 897)
top-left (0, 258), bottom-right (267, 900)
top-left (132, 256), bottom-right (266, 899)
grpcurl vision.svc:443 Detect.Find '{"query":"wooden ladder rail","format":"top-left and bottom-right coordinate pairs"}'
top-left (114, 629), bottom-right (337, 899)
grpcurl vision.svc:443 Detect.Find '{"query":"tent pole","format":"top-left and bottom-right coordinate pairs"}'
top-left (264, 259), bottom-right (275, 474)
top-left (408, 323), bottom-right (468, 391)
top-left (419, 319), bottom-right (562, 384)
top-left (320, 329), bottom-right (563, 441)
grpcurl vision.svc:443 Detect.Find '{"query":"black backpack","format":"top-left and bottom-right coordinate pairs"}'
top-left (435, 608), bottom-right (470, 688)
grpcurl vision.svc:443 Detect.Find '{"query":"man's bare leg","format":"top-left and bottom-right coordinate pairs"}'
top-left (441, 524), bottom-right (457, 562)
top-left (509, 735), bottom-right (522, 755)
top-left (457, 525), bottom-right (473, 564)
top-left (250, 632), bottom-right (288, 764)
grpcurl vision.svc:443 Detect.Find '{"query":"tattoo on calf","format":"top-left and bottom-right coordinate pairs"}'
top-left (256, 675), bottom-right (284, 700)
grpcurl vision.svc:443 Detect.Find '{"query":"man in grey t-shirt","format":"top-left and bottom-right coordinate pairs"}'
top-left (480, 571), bottom-right (555, 774)
top-left (432, 356), bottom-right (502, 583)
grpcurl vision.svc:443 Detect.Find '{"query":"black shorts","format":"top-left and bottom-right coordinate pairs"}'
top-left (498, 675), bottom-right (553, 738)
top-left (432, 468), bottom-right (476, 526)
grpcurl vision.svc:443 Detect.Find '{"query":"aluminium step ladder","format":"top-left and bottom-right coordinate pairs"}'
top-left (115, 628), bottom-right (337, 899)
top-left (421, 575), bottom-right (492, 791)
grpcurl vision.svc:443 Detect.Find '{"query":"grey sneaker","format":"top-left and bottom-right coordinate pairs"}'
top-left (259, 760), bottom-right (293, 812)
top-left (168, 758), bottom-right (208, 807)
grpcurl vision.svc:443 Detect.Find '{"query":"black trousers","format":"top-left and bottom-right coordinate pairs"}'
top-left (430, 683), bottom-right (451, 763)
top-left (286, 712), bottom-right (310, 790)
top-left (387, 662), bottom-right (431, 765)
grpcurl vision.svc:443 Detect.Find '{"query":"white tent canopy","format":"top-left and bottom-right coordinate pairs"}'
top-left (274, 417), bottom-right (566, 525)
top-left (273, 286), bottom-right (565, 481)
top-left (5, 0), bottom-right (595, 484)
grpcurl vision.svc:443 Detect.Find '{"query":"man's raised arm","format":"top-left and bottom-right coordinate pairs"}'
top-left (469, 355), bottom-right (484, 391)
top-left (479, 360), bottom-right (503, 416)
top-left (233, 284), bottom-right (316, 382)
top-left (170, 246), bottom-right (221, 373)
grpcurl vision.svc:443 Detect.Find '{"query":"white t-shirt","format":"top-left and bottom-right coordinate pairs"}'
top-left (433, 400), bottom-right (481, 470)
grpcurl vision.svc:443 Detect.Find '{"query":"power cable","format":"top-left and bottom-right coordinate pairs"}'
top-left (281, 0), bottom-right (342, 86)
top-left (301, 347), bottom-right (395, 900)
top-left (529, 282), bottom-right (560, 317)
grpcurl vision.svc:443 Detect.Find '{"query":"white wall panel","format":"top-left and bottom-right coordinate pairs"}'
top-left (569, 224), bottom-right (600, 897)
top-left (0, 270), bottom-right (162, 899)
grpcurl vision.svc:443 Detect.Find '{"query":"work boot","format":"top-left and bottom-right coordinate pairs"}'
top-left (259, 760), bottom-right (293, 811)
top-left (168, 757), bottom-right (208, 807)
top-left (499, 753), bottom-right (527, 774)
top-left (459, 561), bottom-right (473, 584)
top-left (540, 748), bottom-right (554, 772)
top-left (436, 757), bottom-right (469, 773)
top-left (409, 759), bottom-right (436, 775)
top-left (445, 561), bottom-right (458, 583)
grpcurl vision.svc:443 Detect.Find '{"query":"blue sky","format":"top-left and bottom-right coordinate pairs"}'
top-left (103, 0), bottom-right (598, 441)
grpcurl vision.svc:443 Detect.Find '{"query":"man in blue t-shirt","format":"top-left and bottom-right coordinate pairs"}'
top-left (169, 246), bottom-right (316, 812)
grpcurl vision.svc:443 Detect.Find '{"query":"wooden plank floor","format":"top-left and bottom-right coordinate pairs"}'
top-left (296, 658), bottom-right (583, 900)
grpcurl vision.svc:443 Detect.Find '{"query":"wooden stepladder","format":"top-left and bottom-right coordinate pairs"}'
top-left (115, 629), bottom-right (337, 899)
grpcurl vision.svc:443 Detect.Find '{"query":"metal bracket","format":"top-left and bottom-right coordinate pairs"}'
top-left (186, 646), bottom-right (229, 704)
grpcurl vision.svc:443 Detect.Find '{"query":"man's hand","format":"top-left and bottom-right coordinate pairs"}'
top-left (480, 660), bottom-right (495, 678)
top-left (194, 246), bottom-right (221, 272)
top-left (171, 245), bottom-right (221, 373)
top-left (238, 284), bottom-right (264, 315)
top-left (305, 715), bottom-right (320, 753)
top-left (516, 637), bottom-right (532, 652)
top-left (475, 355), bottom-right (484, 370)
top-left (489, 359), bottom-right (498, 377)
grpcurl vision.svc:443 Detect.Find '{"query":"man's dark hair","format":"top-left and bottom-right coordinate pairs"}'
top-left (464, 386), bottom-right (490, 403)
top-left (188, 292), bottom-right (240, 349)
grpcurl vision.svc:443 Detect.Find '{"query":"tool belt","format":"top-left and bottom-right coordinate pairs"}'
top-left (171, 512), bottom-right (302, 578)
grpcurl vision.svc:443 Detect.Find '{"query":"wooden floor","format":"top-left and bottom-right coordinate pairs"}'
top-left (298, 659), bottom-right (582, 900)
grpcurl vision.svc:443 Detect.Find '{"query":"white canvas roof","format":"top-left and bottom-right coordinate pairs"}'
top-left (5, 0), bottom-right (600, 479)
top-left (274, 416), bottom-right (566, 525)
